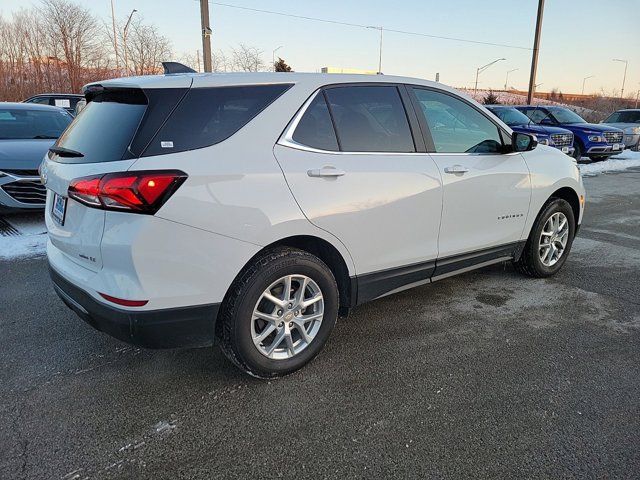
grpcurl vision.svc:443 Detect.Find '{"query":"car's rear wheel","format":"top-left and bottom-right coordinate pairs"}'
top-left (514, 198), bottom-right (575, 278)
top-left (218, 247), bottom-right (338, 378)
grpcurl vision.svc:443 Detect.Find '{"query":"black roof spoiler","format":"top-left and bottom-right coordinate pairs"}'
top-left (162, 62), bottom-right (197, 75)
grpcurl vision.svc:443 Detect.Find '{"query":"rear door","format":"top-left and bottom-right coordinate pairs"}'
top-left (274, 84), bottom-right (443, 296)
top-left (409, 87), bottom-right (531, 264)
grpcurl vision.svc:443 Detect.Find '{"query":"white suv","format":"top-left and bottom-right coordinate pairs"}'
top-left (43, 72), bottom-right (585, 377)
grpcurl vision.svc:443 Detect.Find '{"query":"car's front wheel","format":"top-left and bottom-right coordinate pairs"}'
top-left (514, 198), bottom-right (576, 278)
top-left (218, 247), bottom-right (338, 378)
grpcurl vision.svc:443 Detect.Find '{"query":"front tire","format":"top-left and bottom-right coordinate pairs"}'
top-left (514, 198), bottom-right (575, 278)
top-left (217, 247), bottom-right (339, 378)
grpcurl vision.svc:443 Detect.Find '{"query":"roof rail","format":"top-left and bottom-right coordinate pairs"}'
top-left (161, 62), bottom-right (197, 75)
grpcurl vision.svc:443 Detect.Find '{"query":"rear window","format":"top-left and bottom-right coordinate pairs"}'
top-left (0, 108), bottom-right (72, 140)
top-left (292, 93), bottom-right (339, 151)
top-left (143, 84), bottom-right (292, 156)
top-left (54, 89), bottom-right (147, 163)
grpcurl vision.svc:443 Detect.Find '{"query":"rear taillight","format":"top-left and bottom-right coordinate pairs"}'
top-left (68, 170), bottom-right (186, 214)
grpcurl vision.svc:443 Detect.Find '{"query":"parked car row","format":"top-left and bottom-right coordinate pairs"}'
top-left (486, 104), bottom-right (634, 161)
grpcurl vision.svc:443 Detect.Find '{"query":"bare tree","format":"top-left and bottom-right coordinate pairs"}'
top-left (125, 18), bottom-right (172, 75)
top-left (231, 44), bottom-right (265, 72)
top-left (39, 0), bottom-right (106, 92)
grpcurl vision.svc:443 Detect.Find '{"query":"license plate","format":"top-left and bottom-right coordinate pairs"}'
top-left (612, 143), bottom-right (620, 151)
top-left (561, 146), bottom-right (569, 153)
top-left (52, 192), bottom-right (67, 226)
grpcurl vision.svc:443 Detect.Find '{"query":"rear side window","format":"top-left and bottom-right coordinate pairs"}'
top-left (292, 93), bottom-right (339, 151)
top-left (53, 89), bottom-right (146, 163)
top-left (324, 86), bottom-right (415, 152)
top-left (143, 84), bottom-right (291, 156)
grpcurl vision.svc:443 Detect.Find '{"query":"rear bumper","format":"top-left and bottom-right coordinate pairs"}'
top-left (50, 265), bottom-right (219, 349)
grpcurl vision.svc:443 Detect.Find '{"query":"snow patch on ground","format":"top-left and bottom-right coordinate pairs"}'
top-left (0, 213), bottom-right (47, 260)
top-left (579, 150), bottom-right (640, 176)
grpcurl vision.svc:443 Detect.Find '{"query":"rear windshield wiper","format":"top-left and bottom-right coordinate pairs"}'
top-left (49, 146), bottom-right (84, 157)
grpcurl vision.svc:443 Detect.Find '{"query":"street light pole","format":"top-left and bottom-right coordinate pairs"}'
top-left (527, 0), bottom-right (545, 104)
top-left (123, 9), bottom-right (137, 76)
top-left (200, 0), bottom-right (213, 72)
top-left (110, 0), bottom-right (119, 72)
top-left (581, 75), bottom-right (594, 95)
top-left (504, 68), bottom-right (518, 91)
top-left (474, 58), bottom-right (506, 94)
top-left (367, 26), bottom-right (383, 74)
top-left (272, 45), bottom-right (283, 71)
top-left (613, 59), bottom-right (628, 99)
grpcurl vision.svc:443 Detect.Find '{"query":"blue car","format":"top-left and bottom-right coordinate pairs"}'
top-left (486, 105), bottom-right (575, 157)
top-left (515, 105), bottom-right (624, 161)
top-left (0, 102), bottom-right (73, 211)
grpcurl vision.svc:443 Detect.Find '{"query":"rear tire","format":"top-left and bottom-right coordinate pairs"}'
top-left (217, 247), bottom-right (339, 378)
top-left (514, 198), bottom-right (575, 278)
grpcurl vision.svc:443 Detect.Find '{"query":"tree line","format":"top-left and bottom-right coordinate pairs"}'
top-left (0, 0), bottom-right (288, 102)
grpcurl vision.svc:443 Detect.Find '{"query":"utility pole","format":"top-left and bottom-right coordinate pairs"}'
top-left (110, 0), bottom-right (119, 72)
top-left (200, 0), bottom-right (213, 72)
top-left (527, 0), bottom-right (545, 105)
top-left (581, 75), bottom-right (594, 95)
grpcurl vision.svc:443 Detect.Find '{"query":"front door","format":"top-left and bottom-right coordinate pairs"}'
top-left (410, 87), bottom-right (531, 264)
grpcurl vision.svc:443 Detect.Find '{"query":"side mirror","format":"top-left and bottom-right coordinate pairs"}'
top-left (512, 132), bottom-right (537, 152)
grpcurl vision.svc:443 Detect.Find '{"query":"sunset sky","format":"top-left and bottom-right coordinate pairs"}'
top-left (2, 0), bottom-right (638, 95)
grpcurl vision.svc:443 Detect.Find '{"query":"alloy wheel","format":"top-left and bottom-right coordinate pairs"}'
top-left (538, 212), bottom-right (569, 267)
top-left (251, 274), bottom-right (324, 360)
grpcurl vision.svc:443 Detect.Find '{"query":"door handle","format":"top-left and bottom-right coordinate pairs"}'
top-left (307, 166), bottom-right (346, 178)
top-left (444, 165), bottom-right (470, 174)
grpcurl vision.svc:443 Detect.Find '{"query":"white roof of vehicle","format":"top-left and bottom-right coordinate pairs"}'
top-left (88, 71), bottom-right (454, 94)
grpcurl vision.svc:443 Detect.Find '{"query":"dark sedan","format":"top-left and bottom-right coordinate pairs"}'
top-left (0, 103), bottom-right (73, 210)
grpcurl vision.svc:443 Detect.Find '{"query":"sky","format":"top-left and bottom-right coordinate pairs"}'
top-left (1, 0), bottom-right (639, 95)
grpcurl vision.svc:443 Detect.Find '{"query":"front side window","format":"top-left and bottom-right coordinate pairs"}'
top-left (144, 84), bottom-right (292, 156)
top-left (412, 88), bottom-right (503, 153)
top-left (292, 93), bottom-right (339, 151)
top-left (323, 86), bottom-right (415, 152)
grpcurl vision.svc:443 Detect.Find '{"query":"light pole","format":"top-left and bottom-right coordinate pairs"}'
top-left (504, 68), bottom-right (518, 91)
top-left (110, 0), bottom-right (119, 72)
top-left (272, 45), bottom-right (283, 71)
top-left (581, 75), bottom-right (594, 95)
top-left (123, 9), bottom-right (137, 76)
top-left (636, 83), bottom-right (640, 108)
top-left (613, 58), bottom-right (628, 99)
top-left (367, 26), bottom-right (383, 74)
top-left (474, 58), bottom-right (505, 94)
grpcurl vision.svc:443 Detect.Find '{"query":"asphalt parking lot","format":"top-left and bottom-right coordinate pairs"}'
top-left (1, 168), bottom-right (639, 479)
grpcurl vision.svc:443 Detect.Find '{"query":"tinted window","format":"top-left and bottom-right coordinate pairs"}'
top-left (144, 84), bottom-right (291, 156)
top-left (54, 89), bottom-right (147, 163)
top-left (488, 107), bottom-right (532, 126)
top-left (292, 93), bottom-right (338, 151)
top-left (413, 88), bottom-right (503, 153)
top-left (520, 108), bottom-right (549, 123)
top-left (27, 97), bottom-right (51, 105)
top-left (324, 86), bottom-right (415, 152)
top-left (547, 107), bottom-right (585, 124)
top-left (604, 111), bottom-right (640, 123)
top-left (0, 108), bottom-right (72, 140)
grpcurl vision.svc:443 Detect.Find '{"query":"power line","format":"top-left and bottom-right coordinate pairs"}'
top-left (207, 1), bottom-right (532, 51)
